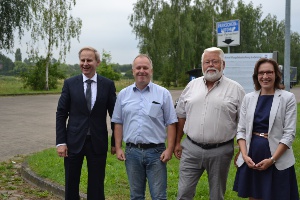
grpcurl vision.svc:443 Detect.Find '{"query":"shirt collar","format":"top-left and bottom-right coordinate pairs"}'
top-left (133, 81), bottom-right (151, 92)
top-left (203, 75), bottom-right (222, 86)
top-left (82, 73), bottom-right (97, 83)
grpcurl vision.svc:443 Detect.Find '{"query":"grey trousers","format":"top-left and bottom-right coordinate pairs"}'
top-left (177, 138), bottom-right (234, 200)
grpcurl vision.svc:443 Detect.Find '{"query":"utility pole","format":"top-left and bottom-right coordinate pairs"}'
top-left (284, 0), bottom-right (291, 91)
top-left (212, 17), bottom-right (214, 46)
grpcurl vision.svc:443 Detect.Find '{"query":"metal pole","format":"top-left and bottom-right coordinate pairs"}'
top-left (284, 0), bottom-right (291, 91)
top-left (212, 16), bottom-right (214, 46)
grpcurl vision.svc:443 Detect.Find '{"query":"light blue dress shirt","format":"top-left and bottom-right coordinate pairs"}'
top-left (112, 82), bottom-right (178, 144)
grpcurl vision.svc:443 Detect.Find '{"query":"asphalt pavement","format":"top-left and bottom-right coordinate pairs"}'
top-left (0, 91), bottom-right (183, 162)
top-left (0, 88), bottom-right (299, 162)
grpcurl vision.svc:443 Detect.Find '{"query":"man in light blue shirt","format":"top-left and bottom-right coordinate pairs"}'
top-left (112, 54), bottom-right (177, 200)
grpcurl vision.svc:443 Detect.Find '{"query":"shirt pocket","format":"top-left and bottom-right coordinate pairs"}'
top-left (148, 102), bottom-right (162, 118)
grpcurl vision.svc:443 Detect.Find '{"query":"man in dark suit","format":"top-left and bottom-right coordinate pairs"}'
top-left (56, 46), bottom-right (116, 200)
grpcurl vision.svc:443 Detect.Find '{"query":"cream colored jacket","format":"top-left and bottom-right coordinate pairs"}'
top-left (236, 89), bottom-right (297, 170)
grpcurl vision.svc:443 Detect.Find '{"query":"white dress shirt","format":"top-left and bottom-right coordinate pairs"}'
top-left (83, 74), bottom-right (97, 110)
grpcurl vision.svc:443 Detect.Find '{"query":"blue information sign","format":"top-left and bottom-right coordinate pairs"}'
top-left (216, 19), bottom-right (240, 47)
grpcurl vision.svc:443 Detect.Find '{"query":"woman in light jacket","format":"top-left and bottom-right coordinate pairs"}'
top-left (233, 58), bottom-right (299, 200)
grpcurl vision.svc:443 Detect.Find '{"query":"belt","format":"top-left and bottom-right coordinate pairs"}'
top-left (126, 143), bottom-right (165, 149)
top-left (187, 135), bottom-right (233, 149)
top-left (253, 132), bottom-right (268, 139)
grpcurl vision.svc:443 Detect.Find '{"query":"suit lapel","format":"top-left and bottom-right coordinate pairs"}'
top-left (91, 75), bottom-right (103, 113)
top-left (268, 89), bottom-right (282, 132)
top-left (248, 91), bottom-right (260, 132)
top-left (76, 75), bottom-right (90, 112)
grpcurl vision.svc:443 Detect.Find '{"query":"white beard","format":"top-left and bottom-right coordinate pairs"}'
top-left (203, 67), bottom-right (223, 82)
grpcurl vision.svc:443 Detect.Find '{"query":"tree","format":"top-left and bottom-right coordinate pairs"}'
top-left (0, 53), bottom-right (14, 74)
top-left (130, 0), bottom-right (195, 86)
top-left (129, 0), bottom-right (300, 87)
top-left (259, 14), bottom-right (285, 62)
top-left (28, 0), bottom-right (82, 90)
top-left (13, 61), bottom-right (28, 75)
top-left (290, 32), bottom-right (300, 84)
top-left (97, 50), bottom-right (121, 81)
top-left (20, 58), bottom-right (66, 90)
top-left (0, 0), bottom-right (30, 50)
top-left (15, 48), bottom-right (22, 62)
top-left (231, 0), bottom-right (263, 53)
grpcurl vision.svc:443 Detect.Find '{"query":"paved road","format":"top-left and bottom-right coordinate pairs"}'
top-left (0, 88), bottom-right (299, 162)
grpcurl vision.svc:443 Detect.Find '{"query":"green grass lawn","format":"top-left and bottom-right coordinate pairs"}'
top-left (0, 76), bottom-right (63, 95)
top-left (0, 76), bottom-right (183, 95)
top-left (26, 105), bottom-right (300, 199)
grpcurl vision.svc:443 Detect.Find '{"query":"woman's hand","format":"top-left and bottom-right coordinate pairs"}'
top-left (254, 158), bottom-right (273, 170)
top-left (242, 154), bottom-right (256, 169)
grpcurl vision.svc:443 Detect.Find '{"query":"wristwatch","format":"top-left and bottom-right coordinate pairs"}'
top-left (270, 156), bottom-right (276, 164)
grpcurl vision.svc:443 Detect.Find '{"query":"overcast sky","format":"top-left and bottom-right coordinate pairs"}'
top-left (6, 0), bottom-right (300, 65)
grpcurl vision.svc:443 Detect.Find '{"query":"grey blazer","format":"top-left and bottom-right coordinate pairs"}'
top-left (236, 89), bottom-right (297, 170)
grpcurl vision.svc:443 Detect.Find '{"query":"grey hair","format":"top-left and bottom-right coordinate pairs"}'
top-left (201, 47), bottom-right (225, 63)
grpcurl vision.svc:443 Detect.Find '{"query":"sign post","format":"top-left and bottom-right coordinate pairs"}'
top-left (216, 20), bottom-right (240, 50)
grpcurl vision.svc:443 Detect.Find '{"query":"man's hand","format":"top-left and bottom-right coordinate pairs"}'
top-left (173, 143), bottom-right (182, 159)
top-left (160, 148), bottom-right (173, 163)
top-left (116, 148), bottom-right (126, 161)
top-left (57, 145), bottom-right (68, 157)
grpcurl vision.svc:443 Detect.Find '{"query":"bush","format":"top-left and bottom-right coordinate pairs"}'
top-left (97, 65), bottom-right (121, 81)
top-left (20, 58), bottom-right (66, 90)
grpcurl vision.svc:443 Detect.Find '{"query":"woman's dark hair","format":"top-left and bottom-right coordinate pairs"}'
top-left (252, 58), bottom-right (285, 91)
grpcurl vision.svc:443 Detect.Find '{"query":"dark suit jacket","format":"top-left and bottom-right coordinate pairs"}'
top-left (56, 74), bottom-right (116, 154)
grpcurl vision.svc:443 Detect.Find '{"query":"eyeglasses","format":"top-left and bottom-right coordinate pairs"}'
top-left (258, 71), bottom-right (274, 76)
top-left (203, 60), bottom-right (221, 66)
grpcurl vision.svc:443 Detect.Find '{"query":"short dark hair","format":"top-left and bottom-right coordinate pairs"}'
top-left (252, 58), bottom-right (284, 91)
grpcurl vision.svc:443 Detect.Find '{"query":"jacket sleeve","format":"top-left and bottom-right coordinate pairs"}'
top-left (56, 79), bottom-right (71, 145)
top-left (107, 81), bottom-right (117, 147)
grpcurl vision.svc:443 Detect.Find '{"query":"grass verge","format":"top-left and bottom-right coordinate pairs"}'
top-left (0, 76), bottom-right (184, 95)
top-left (0, 155), bottom-right (60, 199)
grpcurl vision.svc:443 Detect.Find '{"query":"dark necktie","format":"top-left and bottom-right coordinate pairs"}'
top-left (85, 79), bottom-right (93, 111)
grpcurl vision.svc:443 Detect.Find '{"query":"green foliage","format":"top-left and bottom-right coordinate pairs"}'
top-left (112, 64), bottom-right (132, 73)
top-left (57, 63), bottom-right (81, 78)
top-left (123, 70), bottom-right (134, 79)
top-left (130, 0), bottom-right (300, 87)
top-left (0, 0), bottom-right (30, 50)
top-left (0, 53), bottom-right (14, 75)
top-left (97, 50), bottom-right (122, 81)
top-left (15, 48), bottom-right (22, 62)
top-left (20, 58), bottom-right (66, 90)
top-left (28, 0), bottom-right (82, 61)
top-left (0, 75), bottom-right (63, 95)
top-left (28, 0), bottom-right (82, 90)
top-left (13, 61), bottom-right (28, 75)
top-left (98, 65), bottom-right (122, 81)
top-left (0, 76), bottom-right (135, 95)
